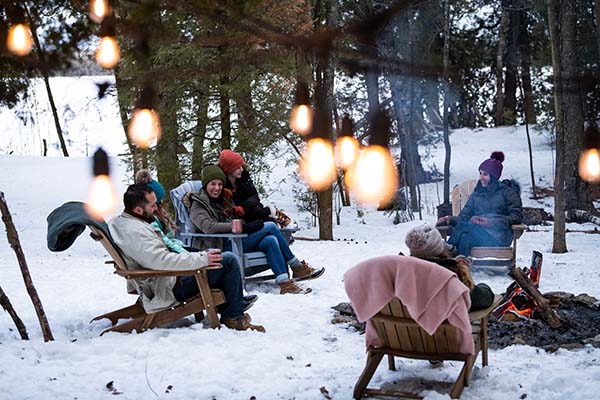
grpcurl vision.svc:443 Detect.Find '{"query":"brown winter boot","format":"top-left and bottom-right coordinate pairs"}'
top-left (221, 314), bottom-right (265, 332)
top-left (292, 261), bottom-right (325, 281)
top-left (279, 280), bottom-right (312, 295)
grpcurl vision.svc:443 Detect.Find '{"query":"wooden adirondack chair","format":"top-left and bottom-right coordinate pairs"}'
top-left (88, 225), bottom-right (226, 335)
top-left (353, 294), bottom-right (502, 399)
top-left (169, 181), bottom-right (298, 283)
top-left (438, 179), bottom-right (527, 269)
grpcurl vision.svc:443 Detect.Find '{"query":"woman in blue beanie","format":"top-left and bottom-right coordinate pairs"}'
top-left (436, 151), bottom-right (524, 256)
top-left (135, 169), bottom-right (188, 254)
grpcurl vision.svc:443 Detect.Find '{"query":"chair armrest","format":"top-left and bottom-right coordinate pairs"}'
top-left (114, 264), bottom-right (222, 279)
top-left (468, 294), bottom-right (503, 321)
top-left (436, 225), bottom-right (450, 239)
top-left (180, 232), bottom-right (248, 239)
top-left (511, 224), bottom-right (527, 240)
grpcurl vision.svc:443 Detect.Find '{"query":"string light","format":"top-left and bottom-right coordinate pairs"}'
top-left (95, 16), bottom-right (120, 69)
top-left (578, 125), bottom-right (600, 183)
top-left (6, 6), bottom-right (33, 56)
top-left (85, 148), bottom-right (118, 220)
top-left (289, 80), bottom-right (313, 136)
top-left (89, 0), bottom-right (112, 23)
top-left (346, 110), bottom-right (399, 205)
top-left (299, 108), bottom-right (337, 191)
top-left (128, 85), bottom-right (162, 148)
top-left (334, 115), bottom-right (360, 170)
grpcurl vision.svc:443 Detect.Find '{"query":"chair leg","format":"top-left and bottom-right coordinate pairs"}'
top-left (194, 271), bottom-right (220, 328)
top-left (353, 351), bottom-right (384, 399)
top-left (388, 354), bottom-right (396, 371)
top-left (481, 317), bottom-right (489, 367)
top-left (449, 360), bottom-right (469, 399)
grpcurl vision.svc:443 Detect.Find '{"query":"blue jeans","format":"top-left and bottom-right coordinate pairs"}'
top-left (172, 251), bottom-right (244, 320)
top-left (241, 221), bottom-right (296, 282)
top-left (447, 221), bottom-right (504, 257)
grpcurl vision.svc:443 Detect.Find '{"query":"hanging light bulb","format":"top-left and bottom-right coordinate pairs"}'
top-left (335, 115), bottom-right (360, 170)
top-left (89, 0), bottom-right (112, 23)
top-left (299, 108), bottom-right (337, 191)
top-left (85, 148), bottom-right (118, 220)
top-left (290, 80), bottom-right (313, 136)
top-left (95, 16), bottom-right (120, 69)
top-left (578, 125), bottom-right (600, 183)
top-left (128, 85), bottom-right (162, 148)
top-left (6, 6), bottom-right (33, 57)
top-left (346, 110), bottom-right (399, 205)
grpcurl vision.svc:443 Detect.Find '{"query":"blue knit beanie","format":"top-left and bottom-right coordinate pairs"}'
top-left (146, 179), bottom-right (165, 203)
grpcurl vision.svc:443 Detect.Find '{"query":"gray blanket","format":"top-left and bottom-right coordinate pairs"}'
top-left (47, 201), bottom-right (112, 252)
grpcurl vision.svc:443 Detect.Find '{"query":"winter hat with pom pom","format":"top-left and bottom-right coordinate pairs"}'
top-left (478, 151), bottom-right (504, 180)
top-left (135, 169), bottom-right (165, 203)
top-left (405, 224), bottom-right (447, 258)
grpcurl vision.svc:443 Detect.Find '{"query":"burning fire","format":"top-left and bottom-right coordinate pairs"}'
top-left (493, 258), bottom-right (543, 321)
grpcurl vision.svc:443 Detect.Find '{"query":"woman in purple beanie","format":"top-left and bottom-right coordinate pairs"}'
top-left (436, 151), bottom-right (524, 257)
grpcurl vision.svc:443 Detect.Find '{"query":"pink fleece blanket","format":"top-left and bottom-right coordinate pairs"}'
top-left (344, 255), bottom-right (474, 354)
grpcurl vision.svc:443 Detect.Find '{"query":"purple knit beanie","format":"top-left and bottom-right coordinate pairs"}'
top-left (478, 151), bottom-right (505, 180)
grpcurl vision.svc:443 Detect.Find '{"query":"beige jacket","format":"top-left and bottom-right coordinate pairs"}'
top-left (108, 212), bottom-right (209, 313)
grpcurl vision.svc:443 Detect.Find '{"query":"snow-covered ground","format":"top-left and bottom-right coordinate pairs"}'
top-left (1, 78), bottom-right (600, 399)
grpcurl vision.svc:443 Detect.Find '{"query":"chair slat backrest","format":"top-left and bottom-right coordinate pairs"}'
top-left (451, 179), bottom-right (478, 216)
top-left (373, 298), bottom-right (462, 356)
top-left (89, 225), bottom-right (128, 272)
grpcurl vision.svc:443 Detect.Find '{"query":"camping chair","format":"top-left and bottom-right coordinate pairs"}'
top-left (438, 179), bottom-right (527, 269)
top-left (169, 181), bottom-right (298, 283)
top-left (353, 294), bottom-right (502, 399)
top-left (88, 225), bottom-right (226, 335)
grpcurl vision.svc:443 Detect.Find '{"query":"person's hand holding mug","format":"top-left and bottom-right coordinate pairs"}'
top-left (207, 248), bottom-right (222, 264)
top-left (436, 215), bottom-right (451, 226)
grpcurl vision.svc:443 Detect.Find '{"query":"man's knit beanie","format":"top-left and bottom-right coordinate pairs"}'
top-left (219, 149), bottom-right (245, 175)
top-left (135, 169), bottom-right (165, 203)
top-left (405, 224), bottom-right (447, 258)
top-left (202, 165), bottom-right (226, 185)
top-left (478, 151), bottom-right (505, 180)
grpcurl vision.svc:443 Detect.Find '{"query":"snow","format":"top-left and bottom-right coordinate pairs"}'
top-left (1, 77), bottom-right (600, 399)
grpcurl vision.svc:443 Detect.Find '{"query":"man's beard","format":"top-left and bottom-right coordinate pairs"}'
top-left (126, 209), bottom-right (155, 223)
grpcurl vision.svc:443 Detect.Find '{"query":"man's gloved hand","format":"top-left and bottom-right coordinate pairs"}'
top-left (243, 220), bottom-right (264, 233)
top-left (232, 205), bottom-right (245, 217)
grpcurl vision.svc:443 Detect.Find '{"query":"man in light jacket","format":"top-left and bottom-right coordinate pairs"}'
top-left (108, 183), bottom-right (264, 332)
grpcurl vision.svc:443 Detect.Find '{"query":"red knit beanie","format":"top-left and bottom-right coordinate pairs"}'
top-left (478, 151), bottom-right (504, 180)
top-left (219, 149), bottom-right (245, 175)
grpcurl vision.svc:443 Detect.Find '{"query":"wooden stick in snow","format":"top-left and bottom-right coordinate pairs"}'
top-left (0, 192), bottom-right (54, 341)
top-left (0, 285), bottom-right (29, 339)
top-left (509, 267), bottom-right (562, 328)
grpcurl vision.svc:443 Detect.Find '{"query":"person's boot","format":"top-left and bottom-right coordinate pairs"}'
top-left (243, 294), bottom-right (258, 311)
top-left (221, 314), bottom-right (265, 332)
top-left (292, 260), bottom-right (325, 281)
top-left (279, 280), bottom-right (312, 295)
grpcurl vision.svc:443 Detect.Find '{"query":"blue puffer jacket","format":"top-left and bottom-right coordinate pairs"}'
top-left (449, 179), bottom-right (523, 245)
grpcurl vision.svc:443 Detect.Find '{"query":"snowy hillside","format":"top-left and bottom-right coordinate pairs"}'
top-left (1, 81), bottom-right (600, 399)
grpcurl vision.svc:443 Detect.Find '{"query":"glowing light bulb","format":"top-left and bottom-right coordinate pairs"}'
top-left (95, 36), bottom-right (120, 69)
top-left (89, 0), bottom-right (111, 23)
top-left (346, 145), bottom-right (399, 205)
top-left (7, 24), bottom-right (33, 56)
top-left (85, 175), bottom-right (118, 220)
top-left (290, 104), bottom-right (313, 136)
top-left (578, 148), bottom-right (600, 183)
top-left (335, 136), bottom-right (360, 170)
top-left (128, 108), bottom-right (162, 148)
top-left (300, 138), bottom-right (337, 191)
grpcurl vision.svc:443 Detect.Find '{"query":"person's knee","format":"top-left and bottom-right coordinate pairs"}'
top-left (221, 251), bottom-right (241, 271)
top-left (261, 235), bottom-right (278, 249)
top-left (264, 221), bottom-right (278, 233)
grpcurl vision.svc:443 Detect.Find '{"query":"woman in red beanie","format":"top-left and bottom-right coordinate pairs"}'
top-left (436, 151), bottom-right (523, 256)
top-left (218, 149), bottom-right (290, 226)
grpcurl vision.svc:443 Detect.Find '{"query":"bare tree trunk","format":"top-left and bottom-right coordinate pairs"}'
top-left (0, 285), bottom-right (29, 340)
top-left (26, 5), bottom-right (68, 157)
top-left (442, 0), bottom-right (451, 205)
top-left (519, 10), bottom-right (537, 124)
top-left (595, 0), bottom-right (600, 56)
top-left (192, 85), bottom-right (210, 180)
top-left (220, 74), bottom-right (231, 150)
top-left (0, 192), bottom-right (54, 341)
top-left (518, 75), bottom-right (537, 198)
top-left (503, 9), bottom-right (519, 126)
top-left (156, 90), bottom-right (182, 199)
top-left (548, 0), bottom-right (567, 253)
top-left (495, 7), bottom-right (509, 126)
